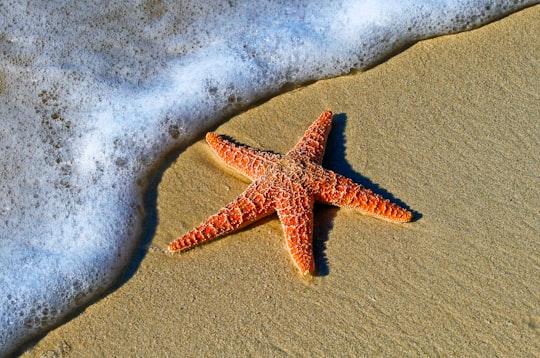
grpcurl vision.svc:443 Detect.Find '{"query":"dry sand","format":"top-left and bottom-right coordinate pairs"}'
top-left (24, 5), bottom-right (539, 357)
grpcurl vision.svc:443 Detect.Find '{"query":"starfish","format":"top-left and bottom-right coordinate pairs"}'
top-left (169, 111), bottom-right (413, 275)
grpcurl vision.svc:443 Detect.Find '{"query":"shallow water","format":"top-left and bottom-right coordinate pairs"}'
top-left (0, 0), bottom-right (536, 355)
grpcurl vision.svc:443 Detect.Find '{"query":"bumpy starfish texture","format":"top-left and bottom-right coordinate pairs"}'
top-left (169, 111), bottom-right (413, 275)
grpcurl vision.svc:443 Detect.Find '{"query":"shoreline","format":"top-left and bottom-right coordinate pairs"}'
top-left (23, 5), bottom-right (539, 357)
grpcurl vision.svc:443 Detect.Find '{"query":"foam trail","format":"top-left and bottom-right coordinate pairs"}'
top-left (0, 0), bottom-right (536, 355)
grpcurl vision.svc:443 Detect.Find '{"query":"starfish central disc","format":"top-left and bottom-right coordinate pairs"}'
top-left (169, 111), bottom-right (413, 275)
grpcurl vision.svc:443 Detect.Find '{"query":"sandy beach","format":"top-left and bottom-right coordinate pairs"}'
top-left (23, 5), bottom-right (539, 357)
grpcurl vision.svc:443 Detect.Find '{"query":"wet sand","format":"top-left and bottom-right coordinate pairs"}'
top-left (24, 5), bottom-right (539, 357)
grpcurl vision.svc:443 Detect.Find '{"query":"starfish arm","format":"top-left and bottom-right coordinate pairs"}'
top-left (169, 180), bottom-right (275, 252)
top-left (288, 110), bottom-right (333, 165)
top-left (206, 132), bottom-right (282, 180)
top-left (274, 188), bottom-right (316, 275)
top-left (316, 170), bottom-right (413, 222)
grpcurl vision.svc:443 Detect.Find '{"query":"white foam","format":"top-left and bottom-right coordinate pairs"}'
top-left (0, 0), bottom-right (536, 354)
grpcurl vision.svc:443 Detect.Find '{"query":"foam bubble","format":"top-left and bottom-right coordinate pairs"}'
top-left (0, 0), bottom-right (536, 355)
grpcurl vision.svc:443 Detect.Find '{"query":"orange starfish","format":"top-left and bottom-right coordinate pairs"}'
top-left (169, 111), bottom-right (413, 275)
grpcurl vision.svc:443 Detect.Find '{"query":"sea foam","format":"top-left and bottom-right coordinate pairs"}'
top-left (0, 0), bottom-right (536, 355)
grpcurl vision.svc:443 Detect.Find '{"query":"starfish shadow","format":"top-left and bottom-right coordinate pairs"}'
top-left (310, 113), bottom-right (418, 275)
top-left (312, 205), bottom-right (337, 276)
top-left (324, 113), bottom-right (417, 215)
